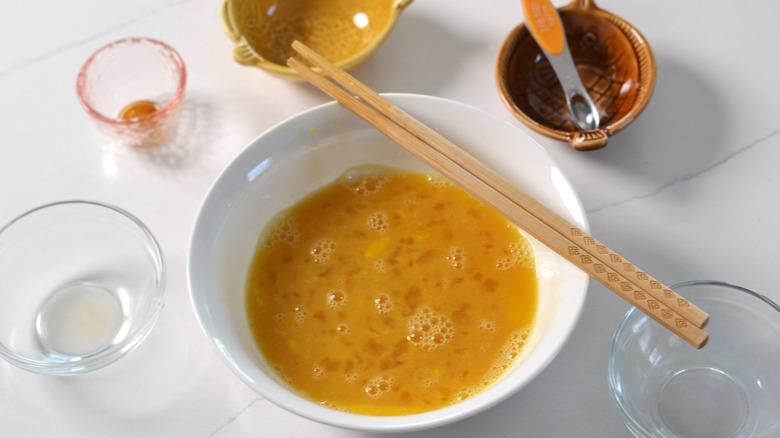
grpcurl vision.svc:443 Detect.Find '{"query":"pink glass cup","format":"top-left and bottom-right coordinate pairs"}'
top-left (76, 38), bottom-right (187, 147)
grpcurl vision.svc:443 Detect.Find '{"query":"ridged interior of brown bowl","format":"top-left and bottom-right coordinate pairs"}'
top-left (498, 7), bottom-right (654, 136)
top-left (227, 0), bottom-right (396, 66)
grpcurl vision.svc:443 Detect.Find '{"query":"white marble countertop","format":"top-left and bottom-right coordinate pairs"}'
top-left (2, 0), bottom-right (779, 436)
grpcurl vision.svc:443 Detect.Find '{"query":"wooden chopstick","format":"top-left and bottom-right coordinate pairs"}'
top-left (288, 41), bottom-right (709, 349)
top-left (290, 41), bottom-right (708, 330)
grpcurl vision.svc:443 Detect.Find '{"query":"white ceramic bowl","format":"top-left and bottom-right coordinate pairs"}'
top-left (187, 94), bottom-right (589, 432)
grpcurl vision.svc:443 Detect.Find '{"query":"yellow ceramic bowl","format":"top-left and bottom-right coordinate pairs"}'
top-left (222, 0), bottom-right (412, 78)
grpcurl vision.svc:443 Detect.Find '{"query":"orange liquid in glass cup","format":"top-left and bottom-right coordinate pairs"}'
top-left (118, 100), bottom-right (160, 119)
top-left (76, 38), bottom-right (187, 147)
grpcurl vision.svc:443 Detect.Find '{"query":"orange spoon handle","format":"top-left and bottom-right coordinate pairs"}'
top-left (522, 0), bottom-right (565, 56)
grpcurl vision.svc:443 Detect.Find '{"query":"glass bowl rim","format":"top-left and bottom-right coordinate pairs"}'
top-left (0, 200), bottom-right (166, 375)
top-left (606, 279), bottom-right (780, 436)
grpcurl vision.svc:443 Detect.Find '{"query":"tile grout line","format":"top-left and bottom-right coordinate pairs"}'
top-left (0, 0), bottom-right (196, 78)
top-left (207, 396), bottom-right (266, 438)
top-left (587, 126), bottom-right (780, 215)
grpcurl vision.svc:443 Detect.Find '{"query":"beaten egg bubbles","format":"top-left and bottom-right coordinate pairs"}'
top-left (188, 94), bottom-right (590, 432)
top-left (246, 166), bottom-right (538, 415)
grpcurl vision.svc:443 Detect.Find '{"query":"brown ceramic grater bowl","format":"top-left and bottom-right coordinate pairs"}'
top-left (496, 0), bottom-right (656, 151)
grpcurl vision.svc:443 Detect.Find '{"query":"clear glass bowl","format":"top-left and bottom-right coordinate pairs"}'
top-left (0, 201), bottom-right (165, 375)
top-left (608, 280), bottom-right (780, 437)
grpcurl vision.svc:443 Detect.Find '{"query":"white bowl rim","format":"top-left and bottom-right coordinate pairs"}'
top-left (187, 93), bottom-right (589, 432)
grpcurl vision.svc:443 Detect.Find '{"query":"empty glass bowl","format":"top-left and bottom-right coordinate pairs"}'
top-left (608, 281), bottom-right (780, 438)
top-left (0, 201), bottom-right (165, 375)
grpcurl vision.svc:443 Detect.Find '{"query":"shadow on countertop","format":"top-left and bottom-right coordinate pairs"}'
top-left (579, 52), bottom-right (729, 214)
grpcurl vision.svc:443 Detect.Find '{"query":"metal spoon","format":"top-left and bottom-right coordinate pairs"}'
top-left (521, 0), bottom-right (600, 131)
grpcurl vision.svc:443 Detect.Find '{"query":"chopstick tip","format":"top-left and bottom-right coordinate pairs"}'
top-left (696, 333), bottom-right (709, 349)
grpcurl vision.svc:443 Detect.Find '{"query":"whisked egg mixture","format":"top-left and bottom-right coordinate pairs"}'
top-left (246, 166), bottom-right (538, 415)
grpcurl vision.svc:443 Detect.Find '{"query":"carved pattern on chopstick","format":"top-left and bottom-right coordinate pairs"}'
top-left (567, 225), bottom-right (708, 328)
